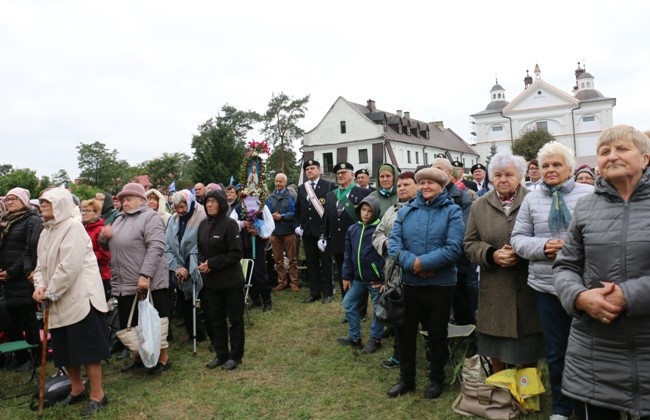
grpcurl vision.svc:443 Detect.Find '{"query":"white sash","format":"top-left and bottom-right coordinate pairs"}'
top-left (304, 181), bottom-right (325, 218)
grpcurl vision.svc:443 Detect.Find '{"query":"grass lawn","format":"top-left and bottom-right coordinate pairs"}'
top-left (0, 289), bottom-right (553, 419)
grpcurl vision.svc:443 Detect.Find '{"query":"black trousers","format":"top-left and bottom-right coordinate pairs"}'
top-left (243, 238), bottom-right (272, 305)
top-left (397, 284), bottom-right (454, 383)
top-left (204, 287), bottom-right (245, 362)
top-left (302, 235), bottom-right (332, 299)
top-left (7, 303), bottom-right (41, 363)
top-left (452, 271), bottom-right (477, 325)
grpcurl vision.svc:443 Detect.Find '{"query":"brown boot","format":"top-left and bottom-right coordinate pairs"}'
top-left (290, 284), bottom-right (300, 292)
top-left (272, 284), bottom-right (287, 292)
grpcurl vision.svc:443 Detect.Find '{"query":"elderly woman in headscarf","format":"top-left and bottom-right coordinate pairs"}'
top-left (100, 183), bottom-right (170, 375)
top-left (511, 142), bottom-right (593, 420)
top-left (165, 189), bottom-right (208, 343)
top-left (145, 188), bottom-right (171, 227)
top-left (33, 187), bottom-right (109, 416)
top-left (464, 152), bottom-right (543, 373)
top-left (0, 187), bottom-right (43, 371)
top-left (574, 164), bottom-right (596, 186)
top-left (369, 163), bottom-right (400, 217)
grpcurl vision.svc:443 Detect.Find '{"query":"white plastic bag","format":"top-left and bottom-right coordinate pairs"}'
top-left (137, 290), bottom-right (161, 368)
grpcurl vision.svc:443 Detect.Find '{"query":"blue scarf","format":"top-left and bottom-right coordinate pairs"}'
top-left (546, 181), bottom-right (572, 236)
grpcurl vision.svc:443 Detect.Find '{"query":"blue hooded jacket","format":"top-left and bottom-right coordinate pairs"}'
top-left (342, 196), bottom-right (384, 283)
top-left (387, 189), bottom-right (464, 287)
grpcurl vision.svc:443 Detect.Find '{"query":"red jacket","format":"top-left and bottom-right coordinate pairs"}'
top-left (84, 218), bottom-right (111, 281)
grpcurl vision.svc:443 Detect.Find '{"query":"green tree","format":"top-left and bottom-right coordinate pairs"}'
top-left (70, 183), bottom-right (102, 201)
top-left (191, 123), bottom-right (246, 186)
top-left (0, 164), bottom-right (13, 176)
top-left (142, 152), bottom-right (192, 192)
top-left (0, 168), bottom-right (39, 195)
top-left (52, 169), bottom-right (72, 187)
top-left (261, 92), bottom-right (310, 173)
top-left (213, 104), bottom-right (261, 141)
top-left (266, 146), bottom-right (299, 191)
top-left (76, 141), bottom-right (127, 192)
top-left (511, 128), bottom-right (555, 161)
top-left (484, 143), bottom-right (498, 166)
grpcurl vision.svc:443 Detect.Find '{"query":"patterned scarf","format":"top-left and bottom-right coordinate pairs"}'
top-left (496, 187), bottom-right (518, 216)
top-left (546, 181), bottom-right (572, 236)
top-left (378, 185), bottom-right (396, 198)
top-left (0, 209), bottom-right (30, 249)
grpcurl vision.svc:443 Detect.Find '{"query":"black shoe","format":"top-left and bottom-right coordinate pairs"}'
top-left (80, 395), bottom-right (108, 416)
top-left (387, 380), bottom-right (416, 398)
top-left (336, 337), bottom-right (363, 349)
top-left (341, 317), bottom-right (348, 324)
top-left (263, 302), bottom-right (272, 312)
top-left (360, 316), bottom-right (367, 322)
top-left (147, 361), bottom-right (171, 375)
top-left (206, 357), bottom-right (226, 369)
top-left (115, 348), bottom-right (129, 360)
top-left (321, 296), bottom-right (332, 304)
top-left (222, 359), bottom-right (240, 370)
top-left (121, 359), bottom-right (144, 373)
top-left (59, 389), bottom-right (89, 406)
top-left (302, 296), bottom-right (319, 304)
top-left (250, 301), bottom-right (263, 309)
top-left (424, 381), bottom-right (443, 399)
top-left (361, 339), bottom-right (382, 354)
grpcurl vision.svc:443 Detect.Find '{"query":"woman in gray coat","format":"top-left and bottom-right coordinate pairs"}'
top-left (464, 152), bottom-right (543, 373)
top-left (100, 183), bottom-right (170, 375)
top-left (511, 142), bottom-right (593, 420)
top-left (554, 125), bottom-right (650, 419)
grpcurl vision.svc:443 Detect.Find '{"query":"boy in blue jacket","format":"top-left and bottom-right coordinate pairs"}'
top-left (336, 196), bottom-right (385, 353)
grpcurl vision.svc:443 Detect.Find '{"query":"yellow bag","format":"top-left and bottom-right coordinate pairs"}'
top-left (485, 368), bottom-right (544, 411)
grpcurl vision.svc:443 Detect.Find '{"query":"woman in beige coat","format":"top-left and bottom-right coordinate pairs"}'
top-left (463, 152), bottom-right (543, 372)
top-left (33, 187), bottom-right (109, 416)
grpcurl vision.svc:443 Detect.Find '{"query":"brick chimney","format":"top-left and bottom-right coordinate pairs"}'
top-left (367, 99), bottom-right (376, 112)
top-left (404, 111), bottom-right (410, 119)
top-left (396, 110), bottom-right (403, 117)
top-left (431, 121), bottom-right (444, 129)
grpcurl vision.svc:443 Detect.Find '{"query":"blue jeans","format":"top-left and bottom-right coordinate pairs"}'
top-left (535, 291), bottom-right (574, 417)
top-left (342, 280), bottom-right (383, 341)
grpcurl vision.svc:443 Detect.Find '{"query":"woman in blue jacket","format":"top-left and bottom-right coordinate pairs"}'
top-left (386, 167), bottom-right (465, 400)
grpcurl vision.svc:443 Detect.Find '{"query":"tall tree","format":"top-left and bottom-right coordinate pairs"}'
top-left (0, 168), bottom-right (39, 195)
top-left (213, 104), bottom-right (261, 141)
top-left (484, 143), bottom-right (498, 166)
top-left (511, 128), bottom-right (555, 161)
top-left (191, 123), bottom-right (246, 186)
top-left (266, 146), bottom-right (299, 191)
top-left (76, 141), bottom-right (128, 192)
top-left (261, 92), bottom-right (310, 173)
top-left (142, 152), bottom-right (191, 191)
top-left (52, 169), bottom-right (72, 187)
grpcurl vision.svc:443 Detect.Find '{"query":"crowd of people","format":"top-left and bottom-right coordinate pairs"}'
top-left (1, 124), bottom-right (649, 418)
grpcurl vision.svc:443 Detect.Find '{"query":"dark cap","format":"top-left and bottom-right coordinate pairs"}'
top-left (451, 160), bottom-right (464, 169)
top-left (333, 162), bottom-right (354, 173)
top-left (303, 159), bottom-right (320, 170)
top-left (355, 168), bottom-right (370, 177)
top-left (434, 153), bottom-right (446, 159)
top-left (471, 163), bottom-right (487, 173)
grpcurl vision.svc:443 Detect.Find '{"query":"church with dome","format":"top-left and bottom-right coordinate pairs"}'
top-left (470, 63), bottom-right (615, 167)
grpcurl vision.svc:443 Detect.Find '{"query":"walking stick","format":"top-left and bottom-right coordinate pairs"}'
top-left (192, 280), bottom-right (197, 356)
top-left (38, 301), bottom-right (49, 417)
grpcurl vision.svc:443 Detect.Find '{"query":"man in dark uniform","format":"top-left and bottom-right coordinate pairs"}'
top-left (355, 168), bottom-right (375, 191)
top-left (295, 160), bottom-right (336, 304)
top-left (320, 162), bottom-right (371, 304)
top-left (451, 160), bottom-right (478, 192)
top-left (471, 163), bottom-right (491, 195)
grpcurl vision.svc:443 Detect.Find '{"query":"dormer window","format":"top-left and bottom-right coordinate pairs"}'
top-left (583, 115), bottom-right (595, 122)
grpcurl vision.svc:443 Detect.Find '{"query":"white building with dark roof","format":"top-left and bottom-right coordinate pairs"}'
top-left (302, 97), bottom-right (478, 180)
top-left (470, 63), bottom-right (615, 167)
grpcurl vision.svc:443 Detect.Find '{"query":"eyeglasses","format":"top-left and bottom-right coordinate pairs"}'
top-left (4, 197), bottom-right (19, 202)
top-left (81, 209), bottom-right (95, 214)
top-left (528, 167), bottom-right (539, 171)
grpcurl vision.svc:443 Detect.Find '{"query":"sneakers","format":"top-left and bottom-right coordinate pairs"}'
top-left (381, 357), bottom-right (400, 369)
top-left (361, 339), bottom-right (382, 354)
top-left (336, 336), bottom-right (363, 349)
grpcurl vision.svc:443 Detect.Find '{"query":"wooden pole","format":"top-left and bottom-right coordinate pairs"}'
top-left (37, 302), bottom-right (49, 417)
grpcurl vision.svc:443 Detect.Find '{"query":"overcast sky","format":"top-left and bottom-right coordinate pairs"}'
top-left (1, 1), bottom-right (648, 180)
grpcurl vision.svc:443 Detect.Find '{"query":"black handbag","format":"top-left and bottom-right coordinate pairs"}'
top-left (375, 283), bottom-right (405, 327)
